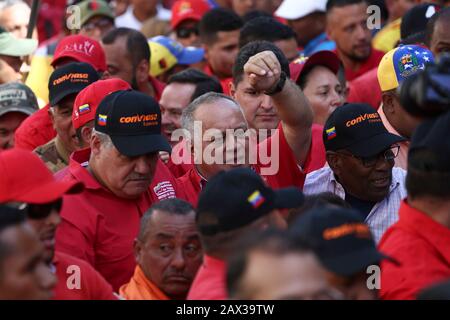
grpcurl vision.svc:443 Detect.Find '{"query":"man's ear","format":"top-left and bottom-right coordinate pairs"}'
top-left (48, 107), bottom-right (56, 129)
top-left (134, 238), bottom-right (142, 263)
top-left (382, 93), bottom-right (395, 115)
top-left (90, 132), bottom-right (101, 156)
top-left (81, 126), bottom-right (93, 146)
top-left (202, 44), bottom-right (210, 62)
top-left (326, 151), bottom-right (341, 174)
top-left (136, 59), bottom-right (150, 83)
top-left (229, 81), bottom-right (236, 99)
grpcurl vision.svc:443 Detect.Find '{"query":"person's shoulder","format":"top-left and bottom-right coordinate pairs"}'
top-left (391, 167), bottom-right (407, 194)
top-left (305, 166), bottom-right (332, 183)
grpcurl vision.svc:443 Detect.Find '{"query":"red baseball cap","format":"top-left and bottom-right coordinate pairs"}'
top-left (51, 35), bottom-right (107, 72)
top-left (171, 0), bottom-right (212, 29)
top-left (72, 78), bottom-right (131, 130)
top-left (0, 149), bottom-right (84, 204)
top-left (289, 51), bottom-right (341, 84)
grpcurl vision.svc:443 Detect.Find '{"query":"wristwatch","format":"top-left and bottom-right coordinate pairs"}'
top-left (264, 71), bottom-right (287, 96)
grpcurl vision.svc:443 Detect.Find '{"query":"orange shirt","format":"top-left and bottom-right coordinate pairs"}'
top-left (119, 265), bottom-right (169, 300)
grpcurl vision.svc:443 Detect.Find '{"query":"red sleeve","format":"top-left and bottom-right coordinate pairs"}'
top-left (55, 196), bottom-right (99, 267)
top-left (380, 231), bottom-right (450, 300)
top-left (258, 123), bottom-right (306, 189)
top-left (81, 260), bottom-right (117, 300)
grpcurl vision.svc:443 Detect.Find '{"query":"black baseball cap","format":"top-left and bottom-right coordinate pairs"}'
top-left (408, 111), bottom-right (450, 172)
top-left (289, 206), bottom-right (391, 277)
top-left (400, 3), bottom-right (441, 44)
top-left (323, 103), bottom-right (405, 157)
top-left (94, 90), bottom-right (171, 157)
top-left (0, 82), bottom-right (38, 117)
top-left (48, 62), bottom-right (99, 107)
top-left (197, 167), bottom-right (304, 236)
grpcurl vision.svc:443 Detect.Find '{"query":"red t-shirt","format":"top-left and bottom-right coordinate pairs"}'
top-left (203, 65), bottom-right (232, 96)
top-left (347, 68), bottom-right (382, 110)
top-left (337, 48), bottom-right (385, 82)
top-left (148, 76), bottom-right (165, 101)
top-left (165, 140), bottom-right (194, 178)
top-left (55, 148), bottom-right (182, 291)
top-left (187, 255), bottom-right (227, 300)
top-left (177, 123), bottom-right (326, 206)
top-left (379, 200), bottom-right (450, 300)
top-left (53, 251), bottom-right (116, 300)
top-left (14, 105), bottom-right (56, 151)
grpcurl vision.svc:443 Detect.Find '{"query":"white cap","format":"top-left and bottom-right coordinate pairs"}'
top-left (275, 0), bottom-right (327, 20)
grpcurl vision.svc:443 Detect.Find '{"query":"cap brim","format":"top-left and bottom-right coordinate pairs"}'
top-left (319, 247), bottom-right (390, 277)
top-left (346, 132), bottom-right (406, 158)
top-left (172, 14), bottom-right (202, 29)
top-left (111, 134), bottom-right (172, 157)
top-left (50, 87), bottom-right (83, 106)
top-left (0, 36), bottom-right (37, 57)
top-left (177, 47), bottom-right (205, 65)
top-left (0, 106), bottom-right (35, 117)
top-left (274, 187), bottom-right (304, 209)
top-left (15, 179), bottom-right (84, 204)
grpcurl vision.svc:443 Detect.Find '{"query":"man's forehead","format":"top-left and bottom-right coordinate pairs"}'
top-left (146, 211), bottom-right (198, 236)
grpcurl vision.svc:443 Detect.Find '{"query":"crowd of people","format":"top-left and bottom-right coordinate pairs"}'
top-left (0, 0), bottom-right (449, 300)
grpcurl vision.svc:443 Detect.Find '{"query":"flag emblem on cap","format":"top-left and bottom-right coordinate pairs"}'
top-left (98, 114), bottom-right (107, 126)
top-left (78, 104), bottom-right (90, 115)
top-left (248, 190), bottom-right (265, 209)
top-left (326, 127), bottom-right (337, 140)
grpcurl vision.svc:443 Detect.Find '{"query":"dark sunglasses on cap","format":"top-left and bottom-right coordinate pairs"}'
top-left (6, 199), bottom-right (63, 220)
top-left (176, 26), bottom-right (199, 39)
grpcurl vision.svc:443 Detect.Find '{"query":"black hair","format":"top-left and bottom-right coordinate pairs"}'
top-left (102, 27), bottom-right (150, 67)
top-left (241, 10), bottom-right (272, 24)
top-left (239, 16), bottom-right (297, 48)
top-left (226, 229), bottom-right (313, 298)
top-left (406, 149), bottom-right (450, 199)
top-left (167, 69), bottom-right (223, 102)
top-left (199, 8), bottom-right (243, 45)
top-left (232, 40), bottom-right (290, 86)
top-left (326, 0), bottom-right (367, 12)
top-left (425, 7), bottom-right (450, 47)
top-left (137, 198), bottom-right (195, 241)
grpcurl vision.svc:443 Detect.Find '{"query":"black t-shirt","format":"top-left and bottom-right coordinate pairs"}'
top-left (345, 193), bottom-right (377, 219)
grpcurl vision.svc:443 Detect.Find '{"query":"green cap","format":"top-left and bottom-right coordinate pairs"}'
top-left (0, 29), bottom-right (37, 57)
top-left (78, 0), bottom-right (114, 26)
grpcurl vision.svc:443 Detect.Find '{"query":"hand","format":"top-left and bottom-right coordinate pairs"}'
top-left (243, 50), bottom-right (281, 92)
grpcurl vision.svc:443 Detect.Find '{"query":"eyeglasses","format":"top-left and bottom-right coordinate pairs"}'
top-left (176, 26), bottom-right (199, 39)
top-left (82, 18), bottom-right (113, 33)
top-left (8, 199), bottom-right (63, 220)
top-left (337, 145), bottom-right (400, 168)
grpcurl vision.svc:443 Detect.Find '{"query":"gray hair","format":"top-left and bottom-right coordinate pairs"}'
top-left (0, 0), bottom-right (28, 11)
top-left (181, 92), bottom-right (243, 135)
top-left (91, 128), bottom-right (113, 148)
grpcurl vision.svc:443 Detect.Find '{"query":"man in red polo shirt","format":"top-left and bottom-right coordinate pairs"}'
top-left (198, 8), bottom-right (243, 95)
top-left (379, 112), bottom-right (450, 300)
top-left (101, 28), bottom-right (165, 100)
top-left (15, 34), bottom-right (107, 151)
top-left (177, 43), bottom-right (318, 205)
top-left (325, 0), bottom-right (384, 81)
top-left (188, 167), bottom-right (304, 300)
top-left (0, 149), bottom-right (116, 299)
top-left (55, 90), bottom-right (182, 291)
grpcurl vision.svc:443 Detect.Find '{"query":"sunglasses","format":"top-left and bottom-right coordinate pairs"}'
top-left (176, 26), bottom-right (199, 39)
top-left (8, 199), bottom-right (63, 220)
top-left (336, 145), bottom-right (400, 168)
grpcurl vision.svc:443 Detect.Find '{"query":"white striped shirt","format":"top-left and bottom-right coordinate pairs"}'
top-left (303, 166), bottom-right (407, 243)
